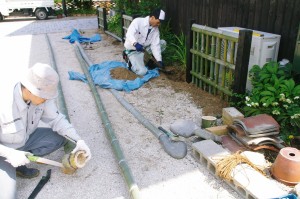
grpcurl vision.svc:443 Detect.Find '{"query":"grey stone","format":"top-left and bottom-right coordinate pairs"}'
top-left (170, 119), bottom-right (199, 138)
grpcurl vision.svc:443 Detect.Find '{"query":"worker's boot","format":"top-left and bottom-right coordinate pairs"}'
top-left (122, 50), bottom-right (132, 71)
top-left (16, 165), bottom-right (40, 179)
top-left (146, 59), bottom-right (157, 70)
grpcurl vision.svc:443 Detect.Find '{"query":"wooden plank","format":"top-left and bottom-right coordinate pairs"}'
top-left (208, 0), bottom-right (214, 26)
top-left (253, 0), bottom-right (263, 30)
top-left (267, 0), bottom-right (278, 32)
top-left (260, 0), bottom-right (271, 32)
top-left (217, 0), bottom-right (224, 27)
top-left (287, 0), bottom-right (300, 61)
top-left (201, 0), bottom-right (206, 25)
top-left (280, 0), bottom-right (295, 61)
top-left (183, 0), bottom-right (188, 33)
top-left (235, 0), bottom-right (243, 26)
top-left (211, 0), bottom-right (219, 28)
top-left (231, 0), bottom-right (239, 25)
top-left (247, 0), bottom-right (256, 28)
top-left (241, 0), bottom-right (250, 27)
top-left (229, 0), bottom-right (237, 26)
top-left (274, 0), bottom-right (285, 34)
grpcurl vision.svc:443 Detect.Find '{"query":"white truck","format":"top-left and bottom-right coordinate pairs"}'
top-left (0, 0), bottom-right (55, 20)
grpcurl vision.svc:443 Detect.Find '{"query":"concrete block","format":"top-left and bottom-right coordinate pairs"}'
top-left (232, 164), bottom-right (288, 199)
top-left (192, 140), bottom-right (288, 199)
top-left (192, 140), bottom-right (230, 174)
top-left (222, 107), bottom-right (244, 125)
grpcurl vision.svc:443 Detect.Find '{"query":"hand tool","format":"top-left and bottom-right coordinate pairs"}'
top-left (143, 50), bottom-right (174, 74)
top-left (27, 151), bottom-right (88, 175)
top-left (158, 126), bottom-right (186, 142)
top-left (28, 169), bottom-right (51, 199)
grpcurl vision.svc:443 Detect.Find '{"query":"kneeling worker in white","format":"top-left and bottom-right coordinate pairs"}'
top-left (124, 8), bottom-right (167, 76)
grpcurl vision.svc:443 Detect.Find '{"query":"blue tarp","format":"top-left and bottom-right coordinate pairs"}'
top-left (63, 29), bottom-right (101, 43)
top-left (68, 61), bottom-right (159, 92)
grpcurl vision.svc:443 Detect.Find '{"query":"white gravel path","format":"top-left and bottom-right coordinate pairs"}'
top-left (0, 16), bottom-right (240, 199)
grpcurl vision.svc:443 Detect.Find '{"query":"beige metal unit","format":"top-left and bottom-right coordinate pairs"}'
top-left (218, 27), bottom-right (281, 91)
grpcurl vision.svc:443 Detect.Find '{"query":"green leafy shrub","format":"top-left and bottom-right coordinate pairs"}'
top-left (159, 21), bottom-right (187, 69)
top-left (159, 20), bottom-right (176, 65)
top-left (113, 0), bottom-right (160, 16)
top-left (241, 62), bottom-right (300, 142)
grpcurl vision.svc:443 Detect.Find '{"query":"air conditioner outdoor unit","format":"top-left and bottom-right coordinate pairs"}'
top-left (218, 27), bottom-right (281, 91)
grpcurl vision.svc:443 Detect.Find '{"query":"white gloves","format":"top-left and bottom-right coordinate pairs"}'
top-left (72, 140), bottom-right (91, 162)
top-left (5, 149), bottom-right (32, 167)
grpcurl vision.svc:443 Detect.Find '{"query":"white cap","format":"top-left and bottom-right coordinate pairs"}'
top-left (21, 63), bottom-right (59, 99)
top-left (159, 10), bottom-right (165, 21)
top-left (151, 8), bottom-right (165, 21)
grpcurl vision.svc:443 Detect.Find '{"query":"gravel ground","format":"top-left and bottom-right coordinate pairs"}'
top-left (0, 16), bottom-right (241, 199)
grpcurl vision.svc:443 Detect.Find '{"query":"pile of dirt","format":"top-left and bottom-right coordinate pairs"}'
top-left (110, 67), bottom-right (139, 80)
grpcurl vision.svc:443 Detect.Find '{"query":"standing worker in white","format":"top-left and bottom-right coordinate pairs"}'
top-left (0, 63), bottom-right (91, 199)
top-left (124, 8), bottom-right (167, 76)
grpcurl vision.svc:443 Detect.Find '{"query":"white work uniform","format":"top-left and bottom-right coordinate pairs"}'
top-left (0, 82), bottom-right (80, 150)
top-left (124, 16), bottom-right (163, 76)
top-left (0, 82), bottom-right (80, 199)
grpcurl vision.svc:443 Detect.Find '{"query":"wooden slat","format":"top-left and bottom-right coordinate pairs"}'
top-left (241, 0), bottom-right (250, 27)
top-left (260, 0), bottom-right (271, 31)
top-left (247, 0), bottom-right (256, 28)
top-left (274, 0), bottom-right (285, 34)
top-left (280, 0), bottom-right (295, 62)
top-left (267, 0), bottom-right (278, 32)
top-left (253, 0), bottom-right (263, 29)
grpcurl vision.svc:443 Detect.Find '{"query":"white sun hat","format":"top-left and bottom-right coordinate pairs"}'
top-left (21, 63), bottom-right (59, 99)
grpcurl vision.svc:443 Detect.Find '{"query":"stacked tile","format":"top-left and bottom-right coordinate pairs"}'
top-left (227, 114), bottom-right (284, 151)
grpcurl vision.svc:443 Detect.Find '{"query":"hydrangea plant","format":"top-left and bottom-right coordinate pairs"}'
top-left (242, 62), bottom-right (300, 143)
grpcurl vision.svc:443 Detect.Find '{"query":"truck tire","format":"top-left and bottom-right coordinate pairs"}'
top-left (35, 8), bottom-right (48, 20)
